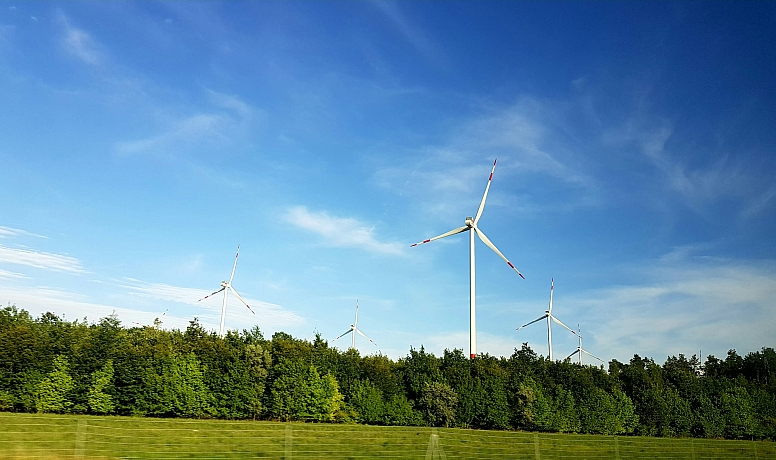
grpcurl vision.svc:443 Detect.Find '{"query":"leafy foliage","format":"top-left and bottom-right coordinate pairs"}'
top-left (0, 305), bottom-right (774, 440)
top-left (35, 355), bottom-right (74, 413)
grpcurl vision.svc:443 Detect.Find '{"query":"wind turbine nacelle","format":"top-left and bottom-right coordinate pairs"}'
top-left (465, 216), bottom-right (474, 226)
top-left (220, 281), bottom-right (228, 287)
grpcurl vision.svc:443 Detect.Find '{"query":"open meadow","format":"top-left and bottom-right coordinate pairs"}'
top-left (1, 413), bottom-right (774, 459)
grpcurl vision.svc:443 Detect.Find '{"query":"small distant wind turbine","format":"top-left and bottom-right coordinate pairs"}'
top-left (132, 309), bottom-right (168, 328)
top-left (307, 327), bottom-right (320, 342)
top-left (516, 278), bottom-right (576, 361)
top-left (565, 325), bottom-right (604, 365)
top-left (411, 159), bottom-right (524, 359)
top-left (198, 245), bottom-right (255, 338)
top-left (333, 300), bottom-right (377, 349)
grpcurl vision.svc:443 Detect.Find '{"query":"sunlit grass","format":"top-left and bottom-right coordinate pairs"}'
top-left (0, 412), bottom-right (773, 459)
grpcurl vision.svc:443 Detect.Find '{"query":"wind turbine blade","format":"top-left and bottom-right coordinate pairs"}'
top-left (356, 328), bottom-right (378, 346)
top-left (333, 329), bottom-right (353, 341)
top-left (354, 300), bottom-right (359, 328)
top-left (581, 348), bottom-right (605, 363)
top-left (229, 287), bottom-right (255, 315)
top-left (474, 227), bottom-right (525, 279)
top-left (565, 350), bottom-right (578, 361)
top-left (474, 159), bottom-right (497, 224)
top-left (198, 287), bottom-right (225, 302)
top-left (411, 226), bottom-right (469, 247)
top-left (548, 278), bottom-right (554, 313)
top-left (229, 245), bottom-right (240, 284)
top-left (516, 314), bottom-right (548, 331)
top-left (550, 315), bottom-right (577, 335)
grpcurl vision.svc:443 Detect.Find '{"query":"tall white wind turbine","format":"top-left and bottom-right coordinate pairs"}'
top-left (333, 300), bottom-right (378, 350)
top-left (516, 278), bottom-right (576, 361)
top-left (565, 325), bottom-right (604, 365)
top-left (198, 245), bottom-right (255, 338)
top-left (411, 159), bottom-right (524, 359)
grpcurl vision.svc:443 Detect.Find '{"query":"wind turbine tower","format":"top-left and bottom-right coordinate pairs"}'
top-left (412, 159), bottom-right (525, 359)
top-left (198, 245), bottom-right (255, 338)
top-left (334, 300), bottom-right (378, 350)
top-left (516, 278), bottom-right (576, 361)
top-left (566, 325), bottom-right (604, 365)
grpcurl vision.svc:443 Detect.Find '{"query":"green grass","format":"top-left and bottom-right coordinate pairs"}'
top-left (1, 412), bottom-right (774, 459)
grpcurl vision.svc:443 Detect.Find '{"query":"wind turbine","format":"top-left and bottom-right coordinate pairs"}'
top-left (132, 309), bottom-right (168, 328)
top-left (565, 325), bottom-right (604, 365)
top-left (333, 300), bottom-right (378, 350)
top-left (198, 245), bottom-right (255, 338)
top-left (516, 278), bottom-right (576, 361)
top-left (411, 159), bottom-right (524, 359)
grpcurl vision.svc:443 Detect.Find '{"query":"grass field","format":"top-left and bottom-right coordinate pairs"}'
top-left (1, 412), bottom-right (774, 459)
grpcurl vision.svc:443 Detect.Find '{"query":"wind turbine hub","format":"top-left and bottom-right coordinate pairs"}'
top-left (465, 216), bottom-right (474, 226)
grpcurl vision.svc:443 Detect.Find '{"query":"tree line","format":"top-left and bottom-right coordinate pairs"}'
top-left (0, 305), bottom-right (773, 440)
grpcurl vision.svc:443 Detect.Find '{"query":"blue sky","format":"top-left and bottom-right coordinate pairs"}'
top-left (1, 2), bottom-right (775, 363)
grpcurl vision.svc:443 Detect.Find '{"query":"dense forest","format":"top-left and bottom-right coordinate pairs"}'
top-left (0, 305), bottom-right (773, 440)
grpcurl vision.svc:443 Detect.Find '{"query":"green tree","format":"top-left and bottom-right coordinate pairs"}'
top-left (579, 387), bottom-right (637, 435)
top-left (140, 352), bottom-right (213, 418)
top-left (721, 384), bottom-right (757, 439)
top-left (350, 379), bottom-right (385, 424)
top-left (419, 381), bottom-right (457, 427)
top-left (87, 360), bottom-right (115, 414)
top-left (269, 359), bottom-right (343, 421)
top-left (36, 355), bottom-right (74, 413)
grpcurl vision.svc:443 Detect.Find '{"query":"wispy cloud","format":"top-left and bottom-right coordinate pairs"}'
top-left (115, 90), bottom-right (257, 157)
top-left (205, 88), bottom-right (253, 119)
top-left (603, 118), bottom-right (761, 214)
top-left (120, 278), bottom-right (304, 329)
top-left (115, 113), bottom-right (232, 156)
top-left (0, 268), bottom-right (27, 280)
top-left (0, 245), bottom-right (84, 273)
top-left (285, 206), bottom-right (404, 256)
top-left (375, 97), bottom-right (600, 218)
top-left (456, 99), bottom-right (594, 187)
top-left (0, 226), bottom-right (48, 239)
top-left (371, 1), bottom-right (441, 64)
top-left (58, 10), bottom-right (103, 66)
top-left (741, 187), bottom-right (776, 221)
top-left (565, 255), bottom-right (776, 362)
top-left (0, 285), bottom-right (191, 330)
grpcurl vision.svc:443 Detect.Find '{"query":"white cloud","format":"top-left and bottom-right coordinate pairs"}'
top-left (58, 11), bottom-right (103, 65)
top-left (115, 113), bottom-right (231, 156)
top-left (565, 256), bottom-right (776, 363)
top-left (205, 88), bottom-right (252, 119)
top-left (0, 245), bottom-right (84, 273)
top-left (115, 91), bottom-right (256, 157)
top-left (374, 98), bottom-right (600, 219)
top-left (741, 186), bottom-right (776, 221)
top-left (604, 118), bottom-right (758, 212)
top-left (0, 268), bottom-right (27, 280)
top-left (285, 206), bottom-right (404, 256)
top-left (120, 278), bottom-right (304, 329)
top-left (371, 1), bottom-right (440, 64)
top-left (456, 100), bottom-right (593, 187)
top-left (0, 285), bottom-right (190, 330)
top-left (0, 226), bottom-right (48, 239)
